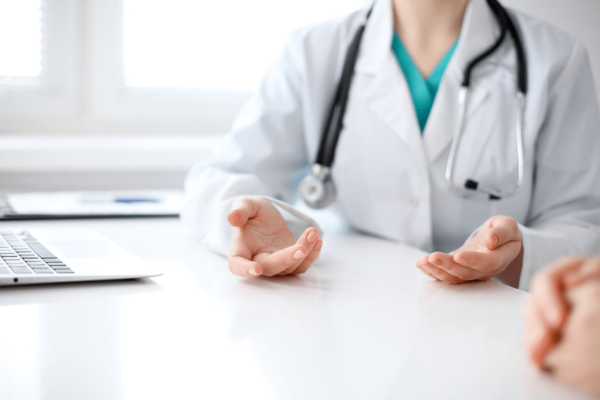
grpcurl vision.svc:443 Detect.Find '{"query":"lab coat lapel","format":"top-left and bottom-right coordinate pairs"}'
top-left (364, 56), bottom-right (426, 165)
top-left (356, 0), bottom-right (427, 166)
top-left (423, 0), bottom-right (501, 162)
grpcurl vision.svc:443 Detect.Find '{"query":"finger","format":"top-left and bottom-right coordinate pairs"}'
top-left (421, 262), bottom-right (466, 285)
top-left (417, 255), bottom-right (443, 280)
top-left (416, 255), bottom-right (430, 268)
top-left (428, 252), bottom-right (454, 267)
top-left (228, 232), bottom-right (262, 277)
top-left (564, 257), bottom-right (600, 288)
top-left (531, 257), bottom-right (586, 330)
top-left (483, 216), bottom-right (520, 250)
top-left (429, 252), bottom-right (482, 281)
top-left (452, 250), bottom-right (504, 275)
top-left (416, 255), bottom-right (437, 278)
top-left (527, 322), bottom-right (554, 369)
top-left (227, 197), bottom-right (260, 227)
top-left (417, 264), bottom-right (438, 280)
top-left (278, 228), bottom-right (320, 275)
top-left (254, 244), bottom-right (308, 276)
top-left (228, 256), bottom-right (263, 277)
top-left (524, 298), bottom-right (556, 368)
top-left (292, 239), bottom-right (323, 275)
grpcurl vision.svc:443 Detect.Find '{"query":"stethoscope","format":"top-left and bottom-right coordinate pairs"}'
top-left (300, 0), bottom-right (528, 209)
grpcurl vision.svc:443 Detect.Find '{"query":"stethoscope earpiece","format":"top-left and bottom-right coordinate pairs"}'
top-left (300, 164), bottom-right (336, 209)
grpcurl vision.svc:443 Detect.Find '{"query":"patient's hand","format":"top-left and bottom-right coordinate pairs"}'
top-left (227, 197), bottom-right (322, 277)
top-left (524, 257), bottom-right (600, 397)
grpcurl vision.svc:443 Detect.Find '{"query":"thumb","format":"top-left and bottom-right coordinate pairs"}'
top-left (227, 197), bottom-right (260, 227)
top-left (483, 216), bottom-right (520, 250)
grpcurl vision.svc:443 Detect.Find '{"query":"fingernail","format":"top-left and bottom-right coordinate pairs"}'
top-left (433, 258), bottom-right (443, 266)
top-left (456, 257), bottom-right (467, 265)
top-left (293, 250), bottom-right (306, 260)
top-left (307, 231), bottom-right (318, 243)
top-left (314, 240), bottom-right (323, 250)
top-left (248, 269), bottom-right (258, 276)
top-left (493, 235), bottom-right (499, 247)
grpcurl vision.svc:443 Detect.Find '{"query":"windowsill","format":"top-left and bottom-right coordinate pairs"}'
top-left (0, 134), bottom-right (223, 173)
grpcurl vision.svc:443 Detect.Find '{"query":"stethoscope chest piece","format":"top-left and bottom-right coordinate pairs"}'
top-left (300, 164), bottom-right (336, 209)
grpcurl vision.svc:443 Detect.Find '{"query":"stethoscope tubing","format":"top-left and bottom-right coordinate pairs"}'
top-left (446, 0), bottom-right (528, 200)
top-left (316, 9), bottom-right (373, 167)
top-left (301, 0), bottom-right (529, 208)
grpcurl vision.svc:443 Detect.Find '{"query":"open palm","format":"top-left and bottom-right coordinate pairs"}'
top-left (416, 216), bottom-right (523, 284)
top-left (227, 197), bottom-right (322, 277)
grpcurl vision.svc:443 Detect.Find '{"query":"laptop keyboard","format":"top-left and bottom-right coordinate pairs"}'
top-left (0, 232), bottom-right (73, 275)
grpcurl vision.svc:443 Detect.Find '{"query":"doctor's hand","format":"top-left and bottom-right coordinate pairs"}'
top-left (227, 197), bottom-right (322, 278)
top-left (416, 215), bottom-right (523, 285)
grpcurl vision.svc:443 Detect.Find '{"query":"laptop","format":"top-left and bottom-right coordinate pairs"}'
top-left (0, 229), bottom-right (163, 286)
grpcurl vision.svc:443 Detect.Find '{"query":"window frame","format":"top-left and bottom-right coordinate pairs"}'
top-left (88, 0), bottom-right (253, 135)
top-left (0, 0), bottom-right (252, 135)
top-left (0, 0), bottom-right (367, 136)
top-left (0, 0), bottom-right (81, 134)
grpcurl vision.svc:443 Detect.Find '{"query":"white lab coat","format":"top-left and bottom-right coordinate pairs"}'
top-left (183, 0), bottom-right (600, 290)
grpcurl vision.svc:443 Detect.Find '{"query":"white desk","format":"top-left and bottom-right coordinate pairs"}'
top-left (0, 219), bottom-right (593, 400)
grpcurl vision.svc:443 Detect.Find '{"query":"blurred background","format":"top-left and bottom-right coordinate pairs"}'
top-left (0, 0), bottom-right (598, 194)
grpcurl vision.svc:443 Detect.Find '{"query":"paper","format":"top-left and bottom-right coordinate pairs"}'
top-left (4, 190), bottom-right (183, 216)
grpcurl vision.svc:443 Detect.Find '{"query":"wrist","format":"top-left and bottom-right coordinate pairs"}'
top-left (497, 243), bottom-right (524, 288)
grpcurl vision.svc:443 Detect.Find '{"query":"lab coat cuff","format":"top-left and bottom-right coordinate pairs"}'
top-left (201, 197), bottom-right (237, 258)
top-left (260, 196), bottom-right (324, 239)
top-left (516, 223), bottom-right (538, 292)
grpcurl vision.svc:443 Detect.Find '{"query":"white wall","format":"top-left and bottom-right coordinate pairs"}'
top-left (502, 0), bottom-right (600, 98)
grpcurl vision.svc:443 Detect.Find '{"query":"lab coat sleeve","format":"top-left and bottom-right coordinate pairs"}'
top-left (181, 32), bottom-right (321, 256)
top-left (517, 43), bottom-right (600, 290)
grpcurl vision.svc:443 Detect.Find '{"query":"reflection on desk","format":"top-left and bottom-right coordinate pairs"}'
top-left (0, 219), bottom-right (593, 400)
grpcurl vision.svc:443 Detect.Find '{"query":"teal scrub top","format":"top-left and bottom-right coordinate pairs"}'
top-left (391, 32), bottom-right (458, 132)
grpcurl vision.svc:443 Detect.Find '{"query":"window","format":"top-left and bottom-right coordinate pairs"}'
top-left (0, 0), bottom-right (365, 135)
top-left (0, 0), bottom-right (78, 134)
top-left (123, 0), bottom-right (364, 91)
top-left (0, 0), bottom-right (41, 85)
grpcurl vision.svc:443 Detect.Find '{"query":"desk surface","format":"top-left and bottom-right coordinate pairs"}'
top-left (0, 218), bottom-right (593, 400)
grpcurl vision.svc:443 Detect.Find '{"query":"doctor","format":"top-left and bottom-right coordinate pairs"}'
top-left (183, 0), bottom-right (600, 290)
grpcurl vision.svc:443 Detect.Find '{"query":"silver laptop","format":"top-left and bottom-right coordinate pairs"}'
top-left (0, 229), bottom-right (163, 286)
